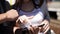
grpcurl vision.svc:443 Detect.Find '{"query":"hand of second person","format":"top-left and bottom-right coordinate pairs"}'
top-left (5, 9), bottom-right (19, 21)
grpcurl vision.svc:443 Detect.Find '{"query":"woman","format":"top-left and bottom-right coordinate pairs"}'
top-left (13, 0), bottom-right (50, 34)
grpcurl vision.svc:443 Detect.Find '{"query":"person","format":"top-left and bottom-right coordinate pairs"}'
top-left (0, 0), bottom-right (19, 34)
top-left (13, 0), bottom-right (50, 34)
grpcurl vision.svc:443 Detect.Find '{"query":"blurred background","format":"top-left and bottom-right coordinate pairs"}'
top-left (47, 0), bottom-right (60, 34)
top-left (6, 0), bottom-right (60, 34)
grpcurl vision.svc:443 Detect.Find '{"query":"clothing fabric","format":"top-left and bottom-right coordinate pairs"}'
top-left (0, 0), bottom-right (14, 34)
top-left (40, 0), bottom-right (50, 21)
top-left (18, 8), bottom-right (44, 28)
top-left (16, 0), bottom-right (51, 34)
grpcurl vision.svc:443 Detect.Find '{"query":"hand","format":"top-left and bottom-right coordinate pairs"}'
top-left (5, 9), bottom-right (19, 21)
top-left (28, 25), bottom-right (39, 34)
top-left (39, 20), bottom-right (50, 34)
top-left (15, 15), bottom-right (35, 34)
top-left (43, 20), bottom-right (50, 34)
top-left (16, 15), bottom-right (30, 24)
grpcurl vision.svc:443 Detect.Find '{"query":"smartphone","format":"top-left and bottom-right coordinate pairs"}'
top-left (38, 24), bottom-right (45, 27)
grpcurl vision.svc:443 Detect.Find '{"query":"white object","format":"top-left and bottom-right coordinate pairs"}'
top-left (30, 12), bottom-right (43, 27)
top-left (51, 30), bottom-right (55, 34)
top-left (6, 0), bottom-right (15, 5)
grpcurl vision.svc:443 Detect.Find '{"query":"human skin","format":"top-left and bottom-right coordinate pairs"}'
top-left (0, 9), bottom-right (19, 24)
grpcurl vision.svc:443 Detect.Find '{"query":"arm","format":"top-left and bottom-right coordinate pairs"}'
top-left (0, 13), bottom-right (7, 24)
top-left (0, 9), bottom-right (19, 24)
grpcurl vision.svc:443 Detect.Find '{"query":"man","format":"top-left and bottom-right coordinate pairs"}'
top-left (0, 0), bottom-right (19, 34)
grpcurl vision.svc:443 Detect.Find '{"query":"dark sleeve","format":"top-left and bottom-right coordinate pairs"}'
top-left (4, 1), bottom-right (11, 11)
top-left (0, 2), bottom-right (4, 14)
top-left (41, 0), bottom-right (50, 22)
top-left (12, 5), bottom-right (17, 10)
top-left (0, 0), bottom-right (15, 27)
top-left (1, 0), bottom-right (11, 12)
top-left (34, 0), bottom-right (44, 7)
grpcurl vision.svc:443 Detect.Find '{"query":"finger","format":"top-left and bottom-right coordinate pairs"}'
top-left (28, 25), bottom-right (35, 34)
top-left (31, 26), bottom-right (36, 34)
top-left (16, 18), bottom-right (20, 23)
top-left (17, 16), bottom-right (25, 23)
top-left (28, 27), bottom-right (32, 34)
top-left (44, 26), bottom-right (50, 34)
top-left (30, 25), bottom-right (36, 34)
top-left (38, 27), bottom-right (41, 32)
top-left (35, 27), bottom-right (39, 34)
top-left (16, 16), bottom-right (23, 23)
top-left (28, 30), bottom-right (33, 34)
top-left (39, 27), bottom-right (42, 30)
top-left (23, 18), bottom-right (29, 24)
top-left (43, 22), bottom-right (50, 31)
top-left (13, 27), bottom-right (20, 34)
top-left (16, 19), bottom-right (21, 27)
top-left (43, 24), bottom-right (50, 34)
top-left (43, 22), bottom-right (49, 28)
top-left (32, 26), bottom-right (39, 34)
top-left (39, 27), bottom-right (44, 32)
top-left (43, 23), bottom-right (49, 31)
top-left (43, 24), bottom-right (49, 31)
top-left (30, 25), bottom-right (34, 32)
top-left (20, 17), bottom-right (25, 23)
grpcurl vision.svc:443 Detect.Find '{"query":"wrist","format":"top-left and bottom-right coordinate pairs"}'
top-left (4, 13), bottom-right (7, 21)
top-left (0, 13), bottom-right (7, 23)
